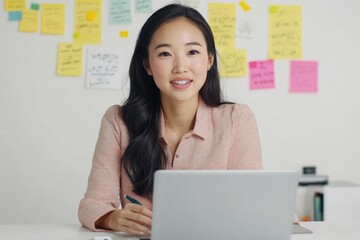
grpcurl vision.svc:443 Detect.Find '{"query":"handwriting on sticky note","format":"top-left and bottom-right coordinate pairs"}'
top-left (86, 47), bottom-right (122, 89)
top-left (74, 0), bottom-right (102, 45)
top-left (57, 43), bottom-right (83, 76)
top-left (268, 5), bottom-right (302, 59)
top-left (5, 0), bottom-right (25, 11)
top-left (220, 49), bottom-right (247, 78)
top-left (19, 9), bottom-right (39, 32)
top-left (249, 60), bottom-right (275, 90)
top-left (109, 0), bottom-right (131, 24)
top-left (290, 61), bottom-right (318, 93)
top-left (135, 0), bottom-right (152, 13)
top-left (208, 3), bottom-right (236, 51)
top-left (41, 4), bottom-right (65, 35)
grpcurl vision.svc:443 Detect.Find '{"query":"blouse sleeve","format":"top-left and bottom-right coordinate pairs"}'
top-left (228, 104), bottom-right (263, 170)
top-left (78, 105), bottom-right (123, 231)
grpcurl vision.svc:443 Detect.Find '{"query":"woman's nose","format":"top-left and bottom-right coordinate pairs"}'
top-left (172, 55), bottom-right (188, 73)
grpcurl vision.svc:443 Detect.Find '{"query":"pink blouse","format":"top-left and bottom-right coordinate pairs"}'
top-left (78, 100), bottom-right (262, 231)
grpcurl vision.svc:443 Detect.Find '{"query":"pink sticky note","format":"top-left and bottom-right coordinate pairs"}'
top-left (290, 61), bottom-right (318, 93)
top-left (249, 60), bottom-right (275, 90)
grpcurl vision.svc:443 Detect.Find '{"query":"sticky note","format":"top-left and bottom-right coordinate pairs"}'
top-left (9, 11), bottom-right (23, 21)
top-left (269, 6), bottom-right (278, 14)
top-left (135, 0), bottom-right (152, 13)
top-left (31, 3), bottom-right (40, 10)
top-left (41, 4), bottom-right (65, 35)
top-left (219, 49), bottom-right (247, 77)
top-left (208, 3), bottom-right (236, 51)
top-left (19, 9), bottom-right (39, 32)
top-left (57, 43), bottom-right (83, 76)
top-left (249, 60), bottom-right (275, 90)
top-left (268, 5), bottom-right (302, 59)
top-left (87, 11), bottom-right (96, 21)
top-left (74, 0), bottom-right (102, 45)
top-left (5, 0), bottom-right (25, 11)
top-left (109, 0), bottom-right (131, 24)
top-left (119, 30), bottom-right (129, 38)
top-left (73, 32), bottom-right (80, 39)
top-left (239, 1), bottom-right (251, 12)
top-left (290, 61), bottom-right (318, 93)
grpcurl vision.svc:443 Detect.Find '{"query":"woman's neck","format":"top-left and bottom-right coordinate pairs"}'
top-left (161, 96), bottom-right (199, 136)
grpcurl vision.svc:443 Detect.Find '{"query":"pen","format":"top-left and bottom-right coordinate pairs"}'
top-left (125, 194), bottom-right (142, 205)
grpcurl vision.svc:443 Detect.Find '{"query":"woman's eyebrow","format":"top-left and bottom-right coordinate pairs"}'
top-left (154, 41), bottom-right (202, 50)
top-left (154, 43), bottom-right (171, 50)
top-left (185, 41), bottom-right (202, 47)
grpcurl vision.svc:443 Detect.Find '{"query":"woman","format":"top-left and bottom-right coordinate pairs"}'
top-left (78, 3), bottom-right (262, 236)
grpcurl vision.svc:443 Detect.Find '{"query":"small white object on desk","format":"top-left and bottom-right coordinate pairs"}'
top-left (93, 236), bottom-right (112, 240)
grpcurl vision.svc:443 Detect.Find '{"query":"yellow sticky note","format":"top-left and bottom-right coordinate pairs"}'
top-left (86, 11), bottom-right (96, 21)
top-left (73, 32), bottom-right (80, 39)
top-left (5, 0), bottom-right (25, 11)
top-left (219, 49), bottom-right (247, 78)
top-left (41, 4), bottom-right (65, 35)
top-left (57, 43), bottom-right (83, 76)
top-left (74, 0), bottom-right (102, 45)
top-left (268, 5), bottom-right (302, 59)
top-left (239, 1), bottom-right (251, 12)
top-left (119, 30), bottom-right (129, 38)
top-left (269, 6), bottom-right (278, 14)
top-left (19, 9), bottom-right (39, 32)
top-left (208, 3), bottom-right (236, 51)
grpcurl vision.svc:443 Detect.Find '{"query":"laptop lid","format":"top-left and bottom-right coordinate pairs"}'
top-left (151, 170), bottom-right (298, 240)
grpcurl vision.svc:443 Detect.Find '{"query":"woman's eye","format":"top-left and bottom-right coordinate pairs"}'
top-left (188, 50), bottom-right (200, 55)
top-left (158, 52), bottom-right (171, 57)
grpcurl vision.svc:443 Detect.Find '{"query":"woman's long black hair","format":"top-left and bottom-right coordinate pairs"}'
top-left (121, 3), bottom-right (227, 198)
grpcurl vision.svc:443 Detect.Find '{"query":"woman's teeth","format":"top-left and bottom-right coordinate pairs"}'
top-left (172, 80), bottom-right (190, 85)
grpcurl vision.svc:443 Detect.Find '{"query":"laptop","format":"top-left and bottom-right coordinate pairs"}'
top-left (150, 170), bottom-right (298, 240)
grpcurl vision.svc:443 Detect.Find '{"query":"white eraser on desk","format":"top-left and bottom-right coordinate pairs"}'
top-left (93, 236), bottom-right (112, 240)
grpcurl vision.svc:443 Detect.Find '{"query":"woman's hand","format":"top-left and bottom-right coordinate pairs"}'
top-left (96, 204), bottom-right (152, 235)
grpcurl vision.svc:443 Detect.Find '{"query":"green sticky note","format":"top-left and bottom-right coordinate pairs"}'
top-left (269, 6), bottom-right (278, 14)
top-left (30, 3), bottom-right (40, 10)
top-left (73, 32), bottom-right (80, 39)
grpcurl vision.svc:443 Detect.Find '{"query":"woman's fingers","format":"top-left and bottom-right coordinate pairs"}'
top-left (125, 204), bottom-right (152, 226)
top-left (110, 204), bottom-right (152, 235)
top-left (116, 216), bottom-right (151, 235)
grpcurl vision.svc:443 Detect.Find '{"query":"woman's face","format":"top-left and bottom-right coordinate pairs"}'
top-left (146, 17), bottom-right (213, 105)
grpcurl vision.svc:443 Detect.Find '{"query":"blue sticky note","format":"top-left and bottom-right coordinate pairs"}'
top-left (9, 11), bottom-right (23, 21)
top-left (109, 0), bottom-right (131, 25)
top-left (135, 0), bottom-right (152, 13)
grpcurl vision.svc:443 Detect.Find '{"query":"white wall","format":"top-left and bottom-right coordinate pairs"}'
top-left (1, 0), bottom-right (360, 224)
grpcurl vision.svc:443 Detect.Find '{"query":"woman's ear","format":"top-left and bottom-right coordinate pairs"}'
top-left (207, 54), bottom-right (214, 71)
top-left (143, 60), bottom-right (152, 75)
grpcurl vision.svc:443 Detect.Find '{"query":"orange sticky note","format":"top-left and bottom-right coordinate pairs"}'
top-left (119, 30), bottom-right (129, 38)
top-left (240, 1), bottom-right (251, 12)
top-left (86, 11), bottom-right (96, 21)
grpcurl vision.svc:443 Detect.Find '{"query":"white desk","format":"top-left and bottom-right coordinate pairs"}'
top-left (0, 222), bottom-right (358, 240)
top-left (299, 221), bottom-right (359, 240)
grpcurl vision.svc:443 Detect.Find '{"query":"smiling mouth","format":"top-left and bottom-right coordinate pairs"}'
top-left (170, 80), bottom-right (192, 85)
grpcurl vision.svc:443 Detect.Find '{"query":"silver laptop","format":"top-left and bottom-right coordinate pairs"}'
top-left (150, 170), bottom-right (298, 240)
